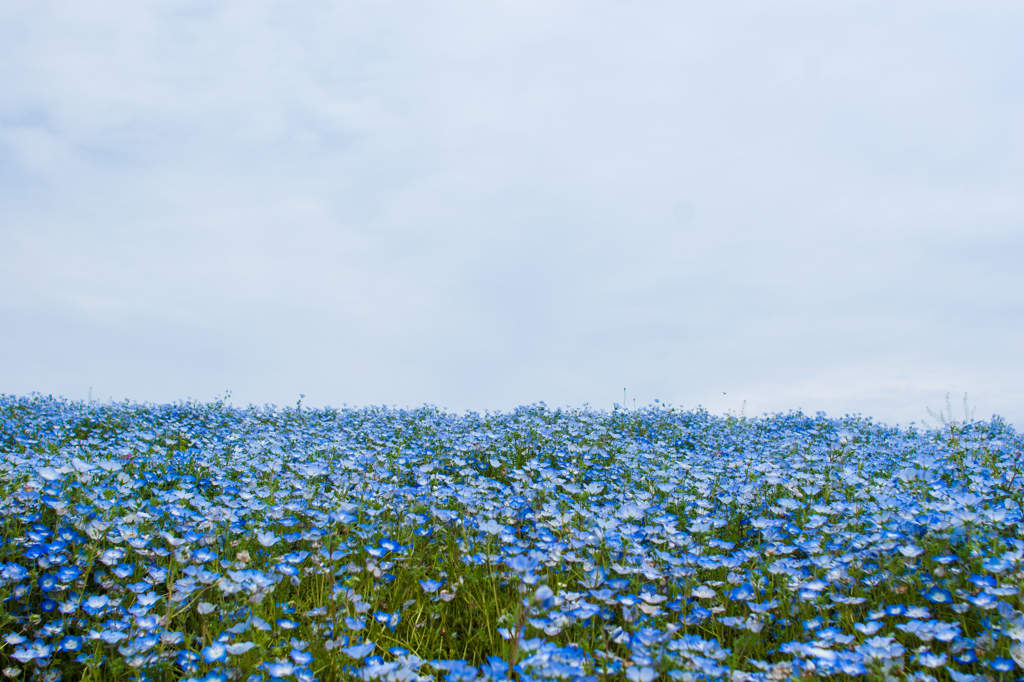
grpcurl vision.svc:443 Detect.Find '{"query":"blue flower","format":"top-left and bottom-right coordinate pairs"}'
top-left (419, 578), bottom-right (443, 593)
top-left (58, 635), bottom-right (83, 652)
top-left (990, 658), bottom-right (1016, 672)
top-left (923, 587), bottom-right (952, 603)
top-left (625, 666), bottom-right (658, 682)
top-left (201, 643), bottom-right (227, 664)
top-left (969, 592), bottom-right (998, 609)
top-left (917, 650), bottom-right (946, 668)
top-left (112, 563), bottom-right (134, 579)
top-left (506, 555), bottom-right (539, 574)
top-left (1, 564), bottom-right (28, 581)
top-left (854, 621), bottom-right (883, 636)
top-left (256, 531), bottom-right (279, 547)
top-left (379, 538), bottom-right (402, 552)
top-left (98, 630), bottom-right (127, 645)
top-left (135, 614), bottom-right (160, 630)
top-left (136, 592), bottom-right (162, 608)
top-left (729, 584), bottom-right (756, 601)
top-left (82, 595), bottom-right (110, 616)
top-left (374, 611), bottom-right (400, 631)
top-left (341, 642), bottom-right (375, 659)
top-left (267, 661), bottom-right (296, 677)
top-left (225, 641), bottom-right (256, 655)
top-left (56, 565), bottom-right (81, 582)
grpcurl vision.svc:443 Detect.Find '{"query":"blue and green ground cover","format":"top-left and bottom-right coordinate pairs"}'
top-left (1, 393), bottom-right (1022, 682)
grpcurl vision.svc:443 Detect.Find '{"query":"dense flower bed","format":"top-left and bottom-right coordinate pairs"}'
top-left (0, 394), bottom-right (1022, 682)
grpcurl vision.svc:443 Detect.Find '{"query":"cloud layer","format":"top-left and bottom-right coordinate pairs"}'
top-left (2, 1), bottom-right (1022, 426)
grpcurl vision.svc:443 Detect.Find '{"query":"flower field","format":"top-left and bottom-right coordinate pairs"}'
top-left (1, 394), bottom-right (1022, 682)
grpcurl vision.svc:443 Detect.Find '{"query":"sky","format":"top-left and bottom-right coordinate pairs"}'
top-left (1, 1), bottom-right (1022, 428)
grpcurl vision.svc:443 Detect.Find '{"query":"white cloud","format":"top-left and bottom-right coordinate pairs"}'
top-left (1, 0), bottom-right (1021, 426)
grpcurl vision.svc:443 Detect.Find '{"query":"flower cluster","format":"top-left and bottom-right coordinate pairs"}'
top-left (0, 394), bottom-right (1022, 682)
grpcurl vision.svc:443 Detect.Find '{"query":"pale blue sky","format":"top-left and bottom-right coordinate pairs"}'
top-left (2, 1), bottom-right (1022, 427)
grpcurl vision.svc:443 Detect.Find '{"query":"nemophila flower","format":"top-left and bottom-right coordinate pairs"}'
top-left (98, 630), bottom-right (127, 645)
top-left (618, 593), bottom-right (641, 607)
top-left (374, 611), bottom-right (401, 631)
top-left (225, 641), bottom-right (255, 655)
top-left (99, 548), bottom-right (125, 566)
top-left (58, 635), bottom-right (84, 652)
top-left (969, 592), bottom-right (999, 609)
top-left (291, 649), bottom-right (314, 666)
top-left (39, 621), bottom-right (63, 638)
top-left (329, 510), bottom-right (357, 524)
top-left (854, 621), bottom-right (883, 636)
top-left (135, 634), bottom-right (159, 652)
top-left (899, 545), bottom-right (925, 558)
top-left (691, 585), bottom-right (716, 599)
top-left (857, 636), bottom-right (905, 660)
top-left (535, 585), bottom-right (556, 609)
top-left (134, 613), bottom-right (160, 630)
top-left (82, 594), bottom-right (110, 616)
top-left (506, 555), bottom-right (539, 574)
top-left (113, 563), bottom-right (134, 579)
top-left (1011, 642), bottom-right (1024, 668)
top-left (990, 658), bottom-right (1016, 672)
top-left (277, 618), bottom-right (299, 630)
top-left (1, 563), bottom-right (29, 581)
top-left (137, 591), bottom-right (162, 608)
top-left (201, 643), bottom-right (227, 664)
top-left (803, 617), bottom-right (825, 631)
top-left (982, 557), bottom-right (1012, 574)
top-left (969, 573), bottom-right (996, 588)
top-left (256, 531), bottom-right (278, 547)
top-left (924, 587), bottom-right (952, 603)
top-left (176, 650), bottom-right (200, 672)
top-left (478, 518), bottom-right (504, 535)
top-left (160, 631), bottom-right (186, 645)
top-left (917, 650), bottom-right (947, 668)
top-left (419, 578), bottom-right (443, 593)
top-left (379, 538), bottom-right (402, 553)
top-left (56, 565), bottom-right (81, 582)
top-left (729, 584), bottom-right (756, 601)
top-left (342, 642), bottom-right (376, 659)
top-left (121, 581), bottom-right (147, 595)
top-left (747, 600), bottom-right (778, 614)
top-left (366, 544), bottom-right (389, 558)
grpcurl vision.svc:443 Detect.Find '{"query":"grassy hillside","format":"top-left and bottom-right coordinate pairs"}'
top-left (0, 394), bottom-right (1021, 682)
